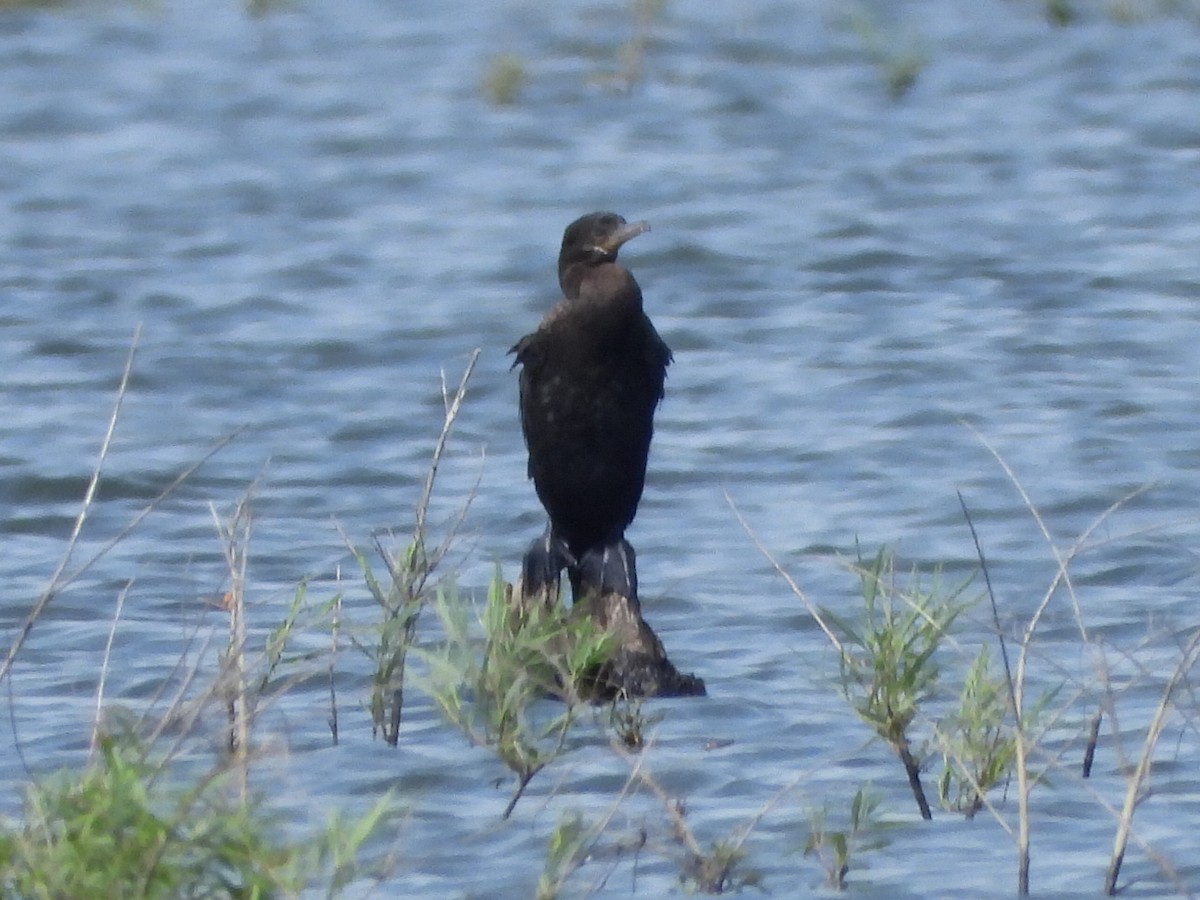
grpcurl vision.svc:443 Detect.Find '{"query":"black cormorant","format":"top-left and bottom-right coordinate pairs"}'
top-left (511, 211), bottom-right (671, 601)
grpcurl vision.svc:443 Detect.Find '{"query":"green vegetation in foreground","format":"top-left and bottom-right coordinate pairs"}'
top-left (355, 537), bottom-right (429, 746)
top-left (0, 732), bottom-right (391, 899)
top-left (418, 568), bottom-right (614, 819)
top-left (352, 349), bottom-right (480, 747)
top-left (804, 785), bottom-right (888, 891)
top-left (824, 547), bottom-right (977, 821)
top-left (936, 645), bottom-right (1026, 818)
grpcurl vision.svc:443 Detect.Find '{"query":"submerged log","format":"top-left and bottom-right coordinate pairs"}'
top-left (573, 588), bottom-right (706, 700)
top-left (512, 574), bottom-right (705, 701)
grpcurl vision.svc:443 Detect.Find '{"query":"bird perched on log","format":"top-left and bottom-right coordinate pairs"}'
top-left (511, 211), bottom-right (671, 603)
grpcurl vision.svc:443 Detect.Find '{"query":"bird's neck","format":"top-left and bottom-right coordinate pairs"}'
top-left (551, 263), bottom-right (645, 355)
top-left (558, 260), bottom-right (589, 298)
top-left (566, 262), bottom-right (641, 304)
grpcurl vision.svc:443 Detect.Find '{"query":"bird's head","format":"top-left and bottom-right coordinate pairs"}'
top-left (557, 212), bottom-right (649, 289)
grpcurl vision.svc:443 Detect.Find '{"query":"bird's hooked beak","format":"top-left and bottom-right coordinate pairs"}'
top-left (596, 220), bottom-right (650, 254)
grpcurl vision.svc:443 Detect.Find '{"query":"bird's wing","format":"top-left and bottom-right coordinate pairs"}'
top-left (508, 331), bottom-right (534, 369)
top-left (642, 314), bottom-right (673, 400)
top-left (510, 330), bottom-right (544, 467)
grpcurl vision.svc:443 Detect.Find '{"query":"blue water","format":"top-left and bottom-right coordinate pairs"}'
top-left (3, 0), bottom-right (1200, 895)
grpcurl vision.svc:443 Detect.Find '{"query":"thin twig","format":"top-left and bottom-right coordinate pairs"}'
top-left (414, 348), bottom-right (480, 560)
top-left (330, 576), bottom-right (341, 746)
top-left (1, 327), bottom-right (139, 687)
top-left (145, 627), bottom-right (219, 772)
top-left (502, 766), bottom-right (545, 820)
top-left (428, 449), bottom-right (486, 576)
top-left (49, 330), bottom-right (139, 591)
top-left (1105, 626), bottom-right (1200, 895)
top-left (1082, 710), bottom-right (1101, 778)
top-left (963, 423), bottom-right (1149, 896)
top-left (958, 491), bottom-right (1016, 708)
top-left (2, 428), bottom-right (240, 691)
top-left (91, 580), bottom-right (133, 755)
top-left (726, 491), bottom-right (844, 655)
top-left (211, 495), bottom-right (252, 802)
top-left (964, 422), bottom-right (1151, 647)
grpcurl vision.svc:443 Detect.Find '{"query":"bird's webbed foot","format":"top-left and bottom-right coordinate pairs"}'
top-left (570, 538), bottom-right (639, 602)
top-left (520, 529), bottom-right (573, 603)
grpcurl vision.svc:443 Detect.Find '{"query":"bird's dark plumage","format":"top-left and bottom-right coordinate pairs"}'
top-left (511, 211), bottom-right (671, 600)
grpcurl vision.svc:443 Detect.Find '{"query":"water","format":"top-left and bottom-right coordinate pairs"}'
top-left (3, 0), bottom-right (1200, 895)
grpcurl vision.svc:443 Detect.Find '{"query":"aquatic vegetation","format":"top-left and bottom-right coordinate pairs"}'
top-left (0, 457), bottom-right (390, 899)
top-left (733, 444), bottom-right (1186, 898)
top-left (478, 0), bottom-right (671, 100)
top-left (614, 752), bottom-right (762, 895)
top-left (936, 645), bottom-right (1014, 816)
top-left (678, 837), bottom-right (755, 894)
top-left (936, 645), bottom-right (1021, 817)
top-left (536, 810), bottom-right (594, 900)
top-left (825, 547), bottom-right (977, 820)
top-left (804, 785), bottom-right (887, 890)
top-left (845, 5), bottom-right (929, 100)
top-left (7, 340), bottom-right (1200, 897)
top-left (350, 350), bottom-right (479, 746)
top-left (483, 53), bottom-right (527, 106)
top-left (956, 432), bottom-right (1152, 897)
top-left (0, 730), bottom-right (392, 898)
top-left (418, 567), bottom-right (614, 818)
top-left (1046, 0), bottom-right (1077, 24)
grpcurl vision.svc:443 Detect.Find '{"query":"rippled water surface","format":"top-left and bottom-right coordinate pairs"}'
top-left (4, 0), bottom-right (1200, 895)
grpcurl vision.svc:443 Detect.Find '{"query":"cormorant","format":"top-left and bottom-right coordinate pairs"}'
top-left (511, 211), bottom-right (671, 602)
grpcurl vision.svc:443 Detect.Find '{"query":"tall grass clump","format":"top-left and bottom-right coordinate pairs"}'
top-left (804, 785), bottom-right (887, 890)
top-left (730, 441), bottom-right (1187, 896)
top-left (960, 429), bottom-right (1152, 896)
top-left (730, 499), bottom-right (971, 821)
top-left (351, 349), bottom-right (480, 745)
top-left (0, 730), bottom-right (392, 899)
top-left (353, 537), bottom-right (430, 745)
top-left (419, 566), bottom-right (614, 818)
top-left (935, 645), bottom-right (1021, 818)
top-left (0, 335), bottom-right (393, 897)
top-left (824, 547), bottom-right (976, 820)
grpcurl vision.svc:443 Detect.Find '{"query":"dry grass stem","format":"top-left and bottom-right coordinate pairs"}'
top-left (414, 348), bottom-right (480, 571)
top-left (726, 492), bottom-right (844, 655)
top-left (1, 327), bottom-right (138, 686)
top-left (211, 494), bottom-right (253, 799)
top-left (964, 424), bottom-right (1151, 896)
top-left (3, 426), bottom-right (239, 690)
top-left (1105, 626), bottom-right (1200, 895)
top-left (142, 628), bottom-right (218, 755)
top-left (330, 582), bottom-right (342, 746)
top-left (91, 580), bottom-right (133, 756)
